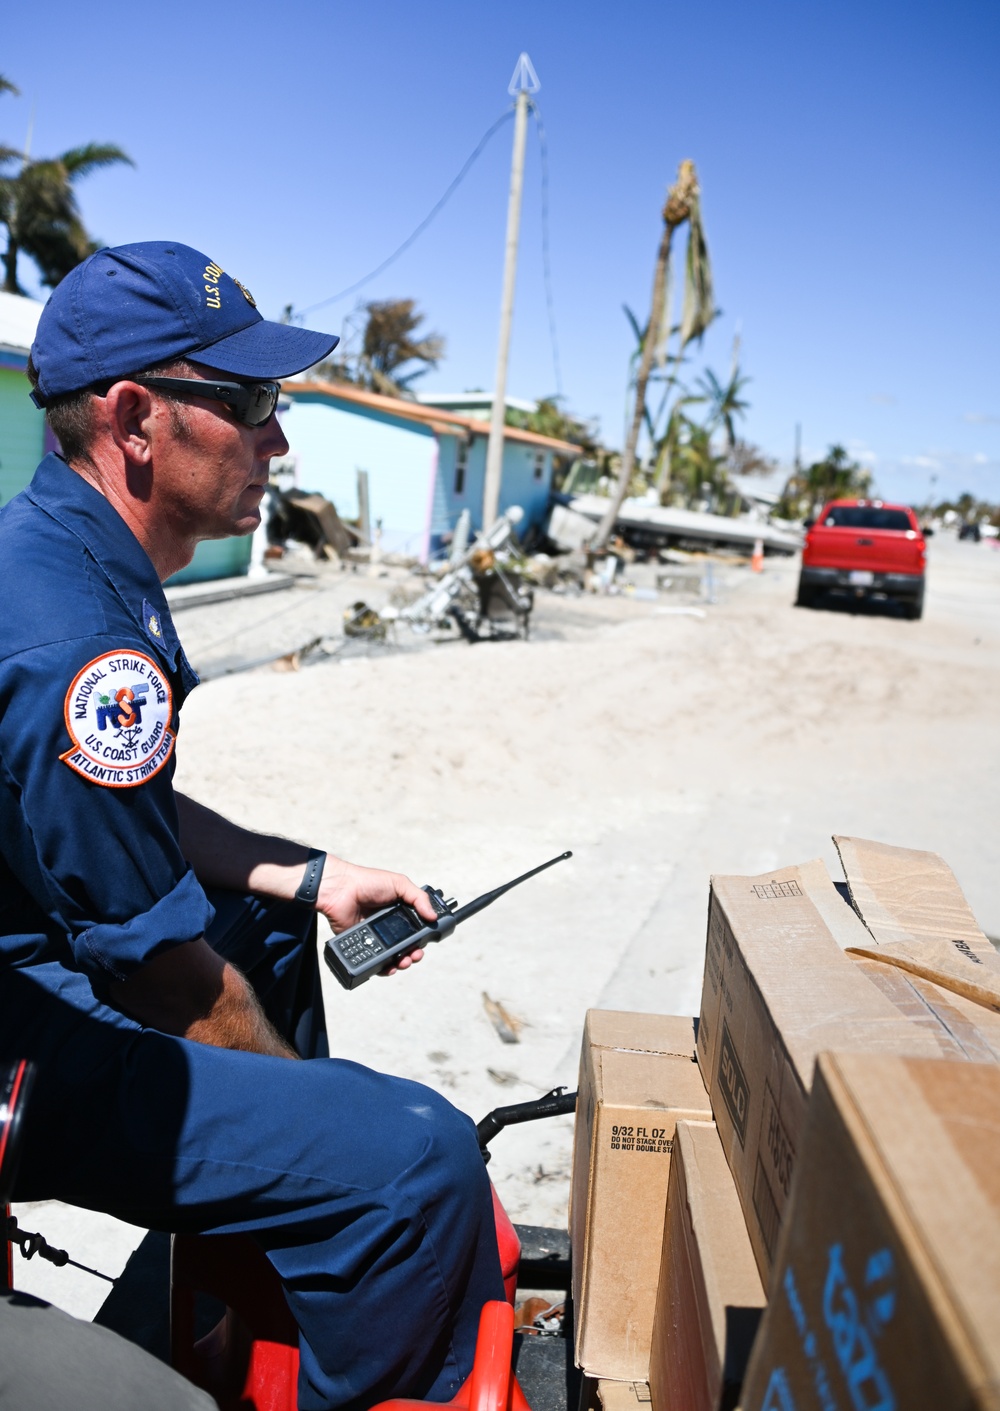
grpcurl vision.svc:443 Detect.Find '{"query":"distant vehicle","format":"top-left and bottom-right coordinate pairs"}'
top-left (796, 499), bottom-right (926, 619)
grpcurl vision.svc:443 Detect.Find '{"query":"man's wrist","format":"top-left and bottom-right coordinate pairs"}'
top-left (294, 849), bottom-right (327, 908)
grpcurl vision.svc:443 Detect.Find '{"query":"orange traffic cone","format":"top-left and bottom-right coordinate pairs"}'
top-left (751, 538), bottom-right (764, 573)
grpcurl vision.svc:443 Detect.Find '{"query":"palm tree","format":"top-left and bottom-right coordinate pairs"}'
top-left (669, 417), bottom-right (729, 510)
top-left (0, 78), bottom-right (133, 293)
top-left (592, 160), bottom-right (715, 551)
top-left (504, 396), bottom-right (600, 455)
top-left (0, 76), bottom-right (25, 186)
top-left (651, 391), bottom-right (704, 499)
top-left (359, 299), bottom-right (444, 396)
top-left (695, 366), bottom-right (750, 452)
top-left (309, 298), bottom-right (444, 397)
top-left (776, 444), bottom-right (872, 520)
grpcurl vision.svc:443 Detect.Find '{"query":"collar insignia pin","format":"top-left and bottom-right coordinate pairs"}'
top-left (148, 614), bottom-right (160, 638)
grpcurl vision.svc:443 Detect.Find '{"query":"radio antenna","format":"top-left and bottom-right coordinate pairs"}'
top-left (452, 851), bottom-right (571, 925)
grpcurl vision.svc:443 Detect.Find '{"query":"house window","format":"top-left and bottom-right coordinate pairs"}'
top-left (454, 441), bottom-right (469, 496)
top-left (533, 451), bottom-right (546, 481)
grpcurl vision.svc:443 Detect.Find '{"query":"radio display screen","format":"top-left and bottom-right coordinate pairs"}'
top-left (371, 908), bottom-right (421, 947)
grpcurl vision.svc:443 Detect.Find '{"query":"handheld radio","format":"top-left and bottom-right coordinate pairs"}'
top-left (323, 851), bottom-right (572, 990)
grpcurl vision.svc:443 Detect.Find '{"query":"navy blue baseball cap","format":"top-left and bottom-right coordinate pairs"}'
top-left (30, 240), bottom-right (339, 405)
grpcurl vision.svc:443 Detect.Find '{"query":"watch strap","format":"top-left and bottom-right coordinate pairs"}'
top-left (295, 849), bottom-right (327, 907)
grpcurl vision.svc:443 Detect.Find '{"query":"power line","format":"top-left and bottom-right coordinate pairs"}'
top-left (297, 108), bottom-right (515, 319)
top-left (531, 101), bottom-right (563, 401)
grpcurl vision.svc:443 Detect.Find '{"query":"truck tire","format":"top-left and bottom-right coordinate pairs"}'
top-left (905, 588), bottom-right (924, 620)
top-left (795, 577), bottom-right (815, 608)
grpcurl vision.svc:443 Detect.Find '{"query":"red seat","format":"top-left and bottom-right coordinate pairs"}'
top-left (170, 1181), bottom-right (522, 1411)
top-left (370, 1301), bottom-right (530, 1411)
top-left (490, 1183), bottom-right (521, 1306)
top-left (171, 1229), bottom-right (299, 1411)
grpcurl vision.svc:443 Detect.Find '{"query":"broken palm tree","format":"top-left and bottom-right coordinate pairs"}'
top-left (593, 159), bottom-right (715, 552)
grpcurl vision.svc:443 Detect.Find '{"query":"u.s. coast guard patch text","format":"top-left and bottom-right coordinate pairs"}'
top-left (61, 650), bottom-right (175, 787)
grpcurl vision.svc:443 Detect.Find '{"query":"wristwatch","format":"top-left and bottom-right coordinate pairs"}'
top-left (295, 849), bottom-right (327, 907)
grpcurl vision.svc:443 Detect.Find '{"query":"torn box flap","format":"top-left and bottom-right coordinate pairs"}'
top-left (834, 836), bottom-right (1000, 1013)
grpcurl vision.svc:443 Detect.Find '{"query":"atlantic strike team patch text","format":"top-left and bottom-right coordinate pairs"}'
top-left (61, 650), bottom-right (175, 787)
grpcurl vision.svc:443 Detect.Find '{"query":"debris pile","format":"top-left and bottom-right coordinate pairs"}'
top-left (342, 601), bottom-right (387, 641)
top-left (386, 509), bottom-right (534, 643)
top-left (267, 488), bottom-right (363, 563)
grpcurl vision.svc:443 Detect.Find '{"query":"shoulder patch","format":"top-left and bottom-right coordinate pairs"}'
top-left (61, 651), bottom-right (175, 788)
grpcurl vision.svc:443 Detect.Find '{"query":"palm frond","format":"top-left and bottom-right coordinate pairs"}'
top-left (643, 401), bottom-right (658, 443)
top-left (58, 143), bottom-right (134, 178)
top-left (0, 124), bottom-right (132, 289)
top-left (622, 303), bottom-right (645, 349)
top-left (679, 192), bottom-right (715, 347)
top-left (0, 76), bottom-right (20, 99)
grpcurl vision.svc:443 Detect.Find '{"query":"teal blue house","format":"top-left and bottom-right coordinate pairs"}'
top-left (0, 292), bottom-right (49, 505)
top-left (279, 380), bottom-right (579, 561)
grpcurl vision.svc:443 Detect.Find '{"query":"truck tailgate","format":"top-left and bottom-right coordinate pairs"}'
top-left (804, 527), bottom-right (923, 575)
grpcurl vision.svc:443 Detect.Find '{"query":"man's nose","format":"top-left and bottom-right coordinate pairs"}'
top-left (258, 413), bottom-right (290, 459)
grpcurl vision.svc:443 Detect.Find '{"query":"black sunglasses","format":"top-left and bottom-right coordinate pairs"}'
top-left (130, 376), bottom-right (281, 427)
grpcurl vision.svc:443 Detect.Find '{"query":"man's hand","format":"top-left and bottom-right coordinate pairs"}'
top-left (174, 792), bottom-right (436, 975)
top-left (317, 858), bottom-right (440, 974)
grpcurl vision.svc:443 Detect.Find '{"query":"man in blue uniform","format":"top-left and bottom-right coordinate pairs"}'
top-left (0, 242), bottom-right (504, 1410)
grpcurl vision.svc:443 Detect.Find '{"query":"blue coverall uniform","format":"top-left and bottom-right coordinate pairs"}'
top-left (0, 454), bottom-right (504, 1410)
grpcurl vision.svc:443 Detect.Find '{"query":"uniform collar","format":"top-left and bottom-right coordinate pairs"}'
top-left (25, 454), bottom-right (198, 692)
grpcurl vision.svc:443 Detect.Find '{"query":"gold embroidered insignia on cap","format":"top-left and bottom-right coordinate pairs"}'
top-left (233, 279), bottom-right (257, 308)
top-left (203, 261), bottom-right (224, 310)
top-left (61, 650), bottom-right (176, 789)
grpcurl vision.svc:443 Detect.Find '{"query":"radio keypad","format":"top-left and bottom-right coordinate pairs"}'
top-left (338, 924), bottom-right (388, 969)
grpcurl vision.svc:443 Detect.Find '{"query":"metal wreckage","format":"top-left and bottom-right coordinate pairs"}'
top-left (347, 508), bottom-right (534, 645)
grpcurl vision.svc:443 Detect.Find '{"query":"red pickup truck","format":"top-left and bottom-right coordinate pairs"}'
top-left (796, 499), bottom-right (926, 619)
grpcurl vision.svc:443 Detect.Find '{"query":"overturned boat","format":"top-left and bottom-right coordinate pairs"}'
top-left (549, 492), bottom-right (802, 556)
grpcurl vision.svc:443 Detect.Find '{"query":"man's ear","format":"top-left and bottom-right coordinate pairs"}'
top-left (103, 382), bottom-right (156, 466)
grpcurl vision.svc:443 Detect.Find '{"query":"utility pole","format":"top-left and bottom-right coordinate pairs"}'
top-left (482, 53), bottom-right (540, 531)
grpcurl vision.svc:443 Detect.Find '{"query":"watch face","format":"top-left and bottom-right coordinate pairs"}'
top-left (371, 908), bottom-right (420, 947)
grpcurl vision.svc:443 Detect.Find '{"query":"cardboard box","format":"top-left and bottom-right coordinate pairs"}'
top-left (696, 861), bottom-right (948, 1287)
top-left (803, 843), bottom-right (1000, 1061)
top-left (855, 955), bottom-right (1000, 1064)
top-left (570, 1011), bottom-right (711, 1381)
top-left (648, 1121), bottom-right (765, 1411)
top-left (741, 1052), bottom-right (1000, 1411)
top-left (834, 834), bottom-right (1000, 1010)
top-left (594, 1381), bottom-right (651, 1411)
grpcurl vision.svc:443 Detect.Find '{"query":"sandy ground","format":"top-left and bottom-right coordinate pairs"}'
top-left (12, 530), bottom-right (1000, 1317)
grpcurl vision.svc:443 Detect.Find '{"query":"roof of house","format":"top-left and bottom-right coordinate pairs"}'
top-left (0, 291), bottom-right (45, 360)
top-left (416, 391), bottom-right (538, 416)
top-left (283, 378), bottom-right (581, 454)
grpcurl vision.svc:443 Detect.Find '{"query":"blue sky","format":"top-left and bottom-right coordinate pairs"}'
top-left (4, 0), bottom-right (998, 502)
